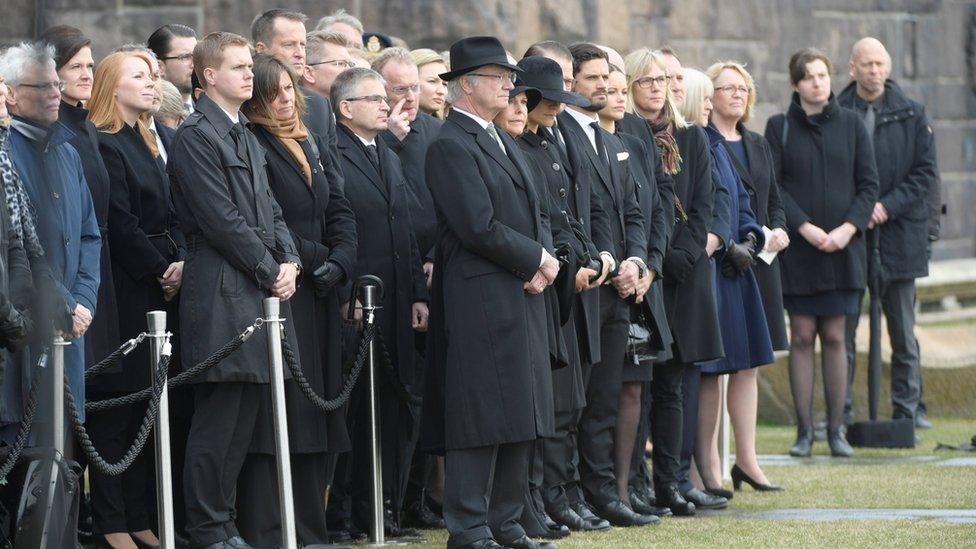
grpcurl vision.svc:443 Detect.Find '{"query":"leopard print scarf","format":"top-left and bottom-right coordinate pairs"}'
top-left (0, 122), bottom-right (44, 258)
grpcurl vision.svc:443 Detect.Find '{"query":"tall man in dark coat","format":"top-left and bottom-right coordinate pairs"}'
top-left (331, 67), bottom-right (430, 534)
top-left (422, 36), bottom-right (559, 549)
top-left (838, 37), bottom-right (938, 428)
top-left (558, 43), bottom-right (652, 527)
top-left (168, 32), bottom-right (301, 549)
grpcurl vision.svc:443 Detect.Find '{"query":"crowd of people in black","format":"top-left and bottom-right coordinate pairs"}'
top-left (0, 6), bottom-right (940, 549)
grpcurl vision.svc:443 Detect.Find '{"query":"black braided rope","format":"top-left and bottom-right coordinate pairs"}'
top-left (375, 331), bottom-right (422, 406)
top-left (0, 359), bottom-right (44, 485)
top-left (84, 334), bottom-right (147, 380)
top-left (85, 326), bottom-right (257, 412)
top-left (65, 354), bottom-right (170, 476)
top-left (281, 321), bottom-right (374, 412)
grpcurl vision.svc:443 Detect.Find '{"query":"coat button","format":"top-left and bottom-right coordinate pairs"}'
top-left (394, 252), bottom-right (400, 260)
top-left (559, 188), bottom-right (567, 198)
top-left (53, 192), bottom-right (60, 199)
top-left (389, 213), bottom-right (395, 221)
top-left (575, 184), bottom-right (580, 192)
top-left (552, 163), bottom-right (561, 172)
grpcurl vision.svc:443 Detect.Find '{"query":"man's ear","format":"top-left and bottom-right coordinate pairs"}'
top-left (5, 86), bottom-right (18, 110)
top-left (254, 41), bottom-right (268, 54)
top-left (302, 65), bottom-right (315, 85)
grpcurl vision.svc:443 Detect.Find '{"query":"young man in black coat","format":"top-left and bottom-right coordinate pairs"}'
top-left (422, 36), bottom-right (559, 549)
top-left (558, 43), bottom-right (653, 527)
top-left (167, 32), bottom-right (301, 549)
top-left (838, 38), bottom-right (939, 428)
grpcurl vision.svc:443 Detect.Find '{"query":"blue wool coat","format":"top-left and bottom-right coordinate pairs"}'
top-left (9, 117), bottom-right (101, 418)
top-left (700, 126), bottom-right (773, 374)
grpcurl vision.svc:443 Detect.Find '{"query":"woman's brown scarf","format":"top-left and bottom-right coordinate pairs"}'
top-left (648, 114), bottom-right (688, 223)
top-left (248, 111), bottom-right (312, 185)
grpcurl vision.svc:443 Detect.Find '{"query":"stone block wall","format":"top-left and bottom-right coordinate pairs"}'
top-left (3, 0), bottom-right (974, 258)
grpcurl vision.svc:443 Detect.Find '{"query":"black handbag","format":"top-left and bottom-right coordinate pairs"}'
top-left (626, 308), bottom-right (658, 366)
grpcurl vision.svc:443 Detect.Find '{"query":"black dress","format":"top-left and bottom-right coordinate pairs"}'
top-left (59, 101), bottom-right (121, 374)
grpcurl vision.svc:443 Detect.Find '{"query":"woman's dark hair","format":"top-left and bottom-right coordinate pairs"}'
top-left (242, 53), bottom-right (307, 122)
top-left (147, 24), bottom-right (197, 60)
top-left (788, 48), bottom-right (833, 85)
top-left (38, 25), bottom-right (91, 70)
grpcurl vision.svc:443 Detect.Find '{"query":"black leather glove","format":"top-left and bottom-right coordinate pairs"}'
top-left (721, 235), bottom-right (757, 278)
top-left (0, 296), bottom-right (32, 352)
top-left (663, 247), bottom-right (696, 284)
top-left (312, 261), bottom-right (345, 298)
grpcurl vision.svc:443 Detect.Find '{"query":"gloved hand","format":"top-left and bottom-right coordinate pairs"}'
top-left (0, 296), bottom-right (32, 352)
top-left (312, 261), bottom-right (345, 298)
top-left (721, 233), bottom-right (758, 277)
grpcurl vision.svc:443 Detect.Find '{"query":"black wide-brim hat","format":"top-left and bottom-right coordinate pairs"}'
top-left (440, 36), bottom-right (522, 81)
top-left (516, 56), bottom-right (591, 109)
top-left (510, 85), bottom-right (543, 113)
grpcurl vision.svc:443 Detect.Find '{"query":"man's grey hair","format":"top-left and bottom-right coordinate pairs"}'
top-left (330, 67), bottom-right (386, 116)
top-left (0, 42), bottom-right (56, 86)
top-left (370, 47), bottom-right (415, 77)
top-left (307, 30), bottom-right (350, 63)
top-left (445, 74), bottom-right (479, 104)
top-left (315, 9), bottom-right (363, 34)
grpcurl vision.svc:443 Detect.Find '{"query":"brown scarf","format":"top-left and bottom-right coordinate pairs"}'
top-left (248, 112), bottom-right (312, 185)
top-left (647, 113), bottom-right (688, 223)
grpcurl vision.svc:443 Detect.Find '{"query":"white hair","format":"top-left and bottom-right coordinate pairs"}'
top-left (0, 42), bottom-right (56, 86)
top-left (315, 8), bottom-right (364, 33)
top-left (445, 74), bottom-right (478, 104)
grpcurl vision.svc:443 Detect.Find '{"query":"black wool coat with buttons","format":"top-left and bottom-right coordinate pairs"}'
top-left (336, 124), bottom-right (427, 387)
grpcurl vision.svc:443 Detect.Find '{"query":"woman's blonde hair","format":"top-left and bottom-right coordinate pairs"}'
top-left (87, 51), bottom-right (159, 157)
top-left (623, 48), bottom-right (687, 129)
top-left (705, 60), bottom-right (756, 123)
top-left (679, 68), bottom-right (714, 127)
top-left (410, 48), bottom-right (444, 70)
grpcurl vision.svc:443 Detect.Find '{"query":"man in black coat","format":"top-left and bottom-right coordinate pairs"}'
top-left (558, 43), bottom-right (653, 527)
top-left (838, 38), bottom-right (939, 428)
top-left (168, 32), bottom-right (301, 549)
top-left (421, 36), bottom-right (559, 549)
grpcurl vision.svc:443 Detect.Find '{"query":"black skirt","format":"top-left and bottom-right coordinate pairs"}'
top-left (783, 290), bottom-right (861, 316)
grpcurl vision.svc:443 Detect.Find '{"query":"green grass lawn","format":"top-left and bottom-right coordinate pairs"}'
top-left (405, 417), bottom-right (976, 548)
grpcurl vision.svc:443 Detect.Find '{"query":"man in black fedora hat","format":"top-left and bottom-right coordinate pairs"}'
top-left (421, 35), bottom-right (559, 549)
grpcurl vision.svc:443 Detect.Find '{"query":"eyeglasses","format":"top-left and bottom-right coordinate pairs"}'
top-left (715, 85), bottom-right (751, 96)
top-left (18, 81), bottom-right (65, 92)
top-left (308, 59), bottom-right (355, 69)
top-left (390, 84), bottom-right (420, 95)
top-left (634, 75), bottom-right (670, 89)
top-left (161, 53), bottom-right (193, 63)
top-left (469, 72), bottom-right (517, 84)
top-left (344, 95), bottom-right (388, 104)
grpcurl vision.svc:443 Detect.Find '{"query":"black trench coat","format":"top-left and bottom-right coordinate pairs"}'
top-left (723, 125), bottom-right (789, 351)
top-left (96, 124), bottom-right (185, 392)
top-left (765, 93), bottom-right (879, 297)
top-left (248, 125), bottom-right (357, 454)
top-left (422, 111), bottom-right (555, 452)
top-left (168, 94), bottom-right (301, 383)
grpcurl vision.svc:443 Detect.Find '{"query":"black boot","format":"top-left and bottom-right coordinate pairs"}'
top-left (789, 426), bottom-right (814, 457)
top-left (828, 426), bottom-right (854, 457)
top-left (656, 484), bottom-right (695, 517)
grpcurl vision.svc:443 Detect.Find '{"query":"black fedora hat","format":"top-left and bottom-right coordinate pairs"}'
top-left (440, 36), bottom-right (521, 81)
top-left (510, 85), bottom-right (543, 113)
top-left (516, 56), bottom-right (591, 109)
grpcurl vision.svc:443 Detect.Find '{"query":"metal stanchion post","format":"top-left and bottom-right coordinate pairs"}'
top-left (148, 311), bottom-right (175, 549)
top-left (719, 374), bottom-right (731, 481)
top-left (363, 284), bottom-right (385, 546)
top-left (264, 297), bottom-right (297, 549)
top-left (52, 335), bottom-right (68, 455)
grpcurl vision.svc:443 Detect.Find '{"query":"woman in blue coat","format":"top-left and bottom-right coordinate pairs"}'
top-left (682, 69), bottom-right (777, 496)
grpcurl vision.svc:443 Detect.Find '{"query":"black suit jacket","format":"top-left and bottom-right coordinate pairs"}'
top-left (336, 124), bottom-right (427, 385)
top-left (302, 89), bottom-right (345, 193)
top-left (155, 119), bottom-right (176, 155)
top-left (422, 110), bottom-right (554, 452)
top-left (379, 112), bottom-right (443, 257)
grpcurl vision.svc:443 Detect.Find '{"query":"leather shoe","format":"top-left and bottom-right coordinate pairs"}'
top-left (828, 426), bottom-right (854, 457)
top-left (199, 537), bottom-right (253, 549)
top-left (541, 513), bottom-right (570, 539)
top-left (682, 488), bottom-right (728, 510)
top-left (460, 539), bottom-right (505, 549)
top-left (499, 535), bottom-right (557, 549)
top-left (915, 414), bottom-right (933, 430)
top-left (790, 425), bottom-right (814, 457)
top-left (628, 489), bottom-right (670, 517)
top-left (570, 501), bottom-right (611, 531)
top-left (596, 500), bottom-right (660, 527)
top-left (657, 485), bottom-right (695, 516)
top-left (405, 495), bottom-right (446, 529)
top-left (546, 503), bottom-right (588, 531)
top-left (704, 486), bottom-right (734, 500)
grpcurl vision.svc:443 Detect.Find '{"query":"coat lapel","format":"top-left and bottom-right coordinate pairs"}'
top-left (501, 132), bottom-right (541, 238)
top-left (475, 131), bottom-right (524, 187)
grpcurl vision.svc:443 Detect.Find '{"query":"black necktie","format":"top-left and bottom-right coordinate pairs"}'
top-left (229, 122), bottom-right (248, 163)
top-left (365, 143), bottom-right (381, 172)
top-left (590, 121), bottom-right (610, 170)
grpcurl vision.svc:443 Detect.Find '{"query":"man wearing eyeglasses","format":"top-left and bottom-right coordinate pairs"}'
top-left (0, 41), bottom-right (100, 441)
top-left (304, 30), bottom-right (354, 98)
top-left (331, 66), bottom-right (429, 537)
top-left (148, 24), bottom-right (198, 113)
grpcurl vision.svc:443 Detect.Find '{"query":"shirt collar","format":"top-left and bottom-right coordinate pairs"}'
top-left (566, 106), bottom-right (598, 128)
top-left (452, 106), bottom-right (492, 130)
top-left (356, 133), bottom-right (377, 148)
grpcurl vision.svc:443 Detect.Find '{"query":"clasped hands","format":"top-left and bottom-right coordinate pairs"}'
top-left (799, 221), bottom-right (857, 253)
top-left (524, 249), bottom-right (560, 294)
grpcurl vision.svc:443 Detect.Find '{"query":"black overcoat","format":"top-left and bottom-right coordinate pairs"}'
top-left (96, 124), bottom-right (184, 392)
top-left (617, 111), bottom-right (677, 235)
top-left (379, 112), bottom-right (443, 257)
top-left (723, 125), bottom-right (789, 350)
top-left (302, 89), bottom-right (345, 192)
top-left (168, 94), bottom-right (301, 383)
top-left (765, 93), bottom-right (879, 297)
top-left (247, 125), bottom-right (357, 454)
top-left (336, 124), bottom-right (427, 386)
top-left (60, 101), bottom-right (120, 367)
top-left (662, 125), bottom-right (724, 364)
top-left (421, 111), bottom-right (555, 452)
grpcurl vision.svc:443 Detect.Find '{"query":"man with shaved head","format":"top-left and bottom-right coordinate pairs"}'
top-left (838, 37), bottom-right (938, 430)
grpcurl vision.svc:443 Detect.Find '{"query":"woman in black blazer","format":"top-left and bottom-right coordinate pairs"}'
top-left (87, 49), bottom-right (185, 549)
top-left (765, 49), bottom-right (879, 458)
top-left (236, 54), bottom-right (358, 546)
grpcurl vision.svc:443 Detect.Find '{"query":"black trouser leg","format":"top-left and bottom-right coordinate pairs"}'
top-left (882, 280), bottom-right (922, 419)
top-left (650, 360), bottom-right (683, 496)
top-left (542, 407), bottom-right (581, 509)
top-left (843, 298), bottom-right (863, 422)
top-left (183, 382), bottom-right (261, 546)
top-left (676, 364), bottom-right (700, 493)
top-left (519, 439), bottom-right (548, 536)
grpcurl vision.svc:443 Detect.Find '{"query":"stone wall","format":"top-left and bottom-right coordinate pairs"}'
top-left (3, 0), bottom-right (975, 258)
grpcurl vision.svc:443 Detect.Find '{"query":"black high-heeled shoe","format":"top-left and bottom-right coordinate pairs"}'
top-left (828, 426), bottom-right (854, 458)
top-left (704, 485), bottom-right (734, 500)
top-left (731, 464), bottom-right (784, 492)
